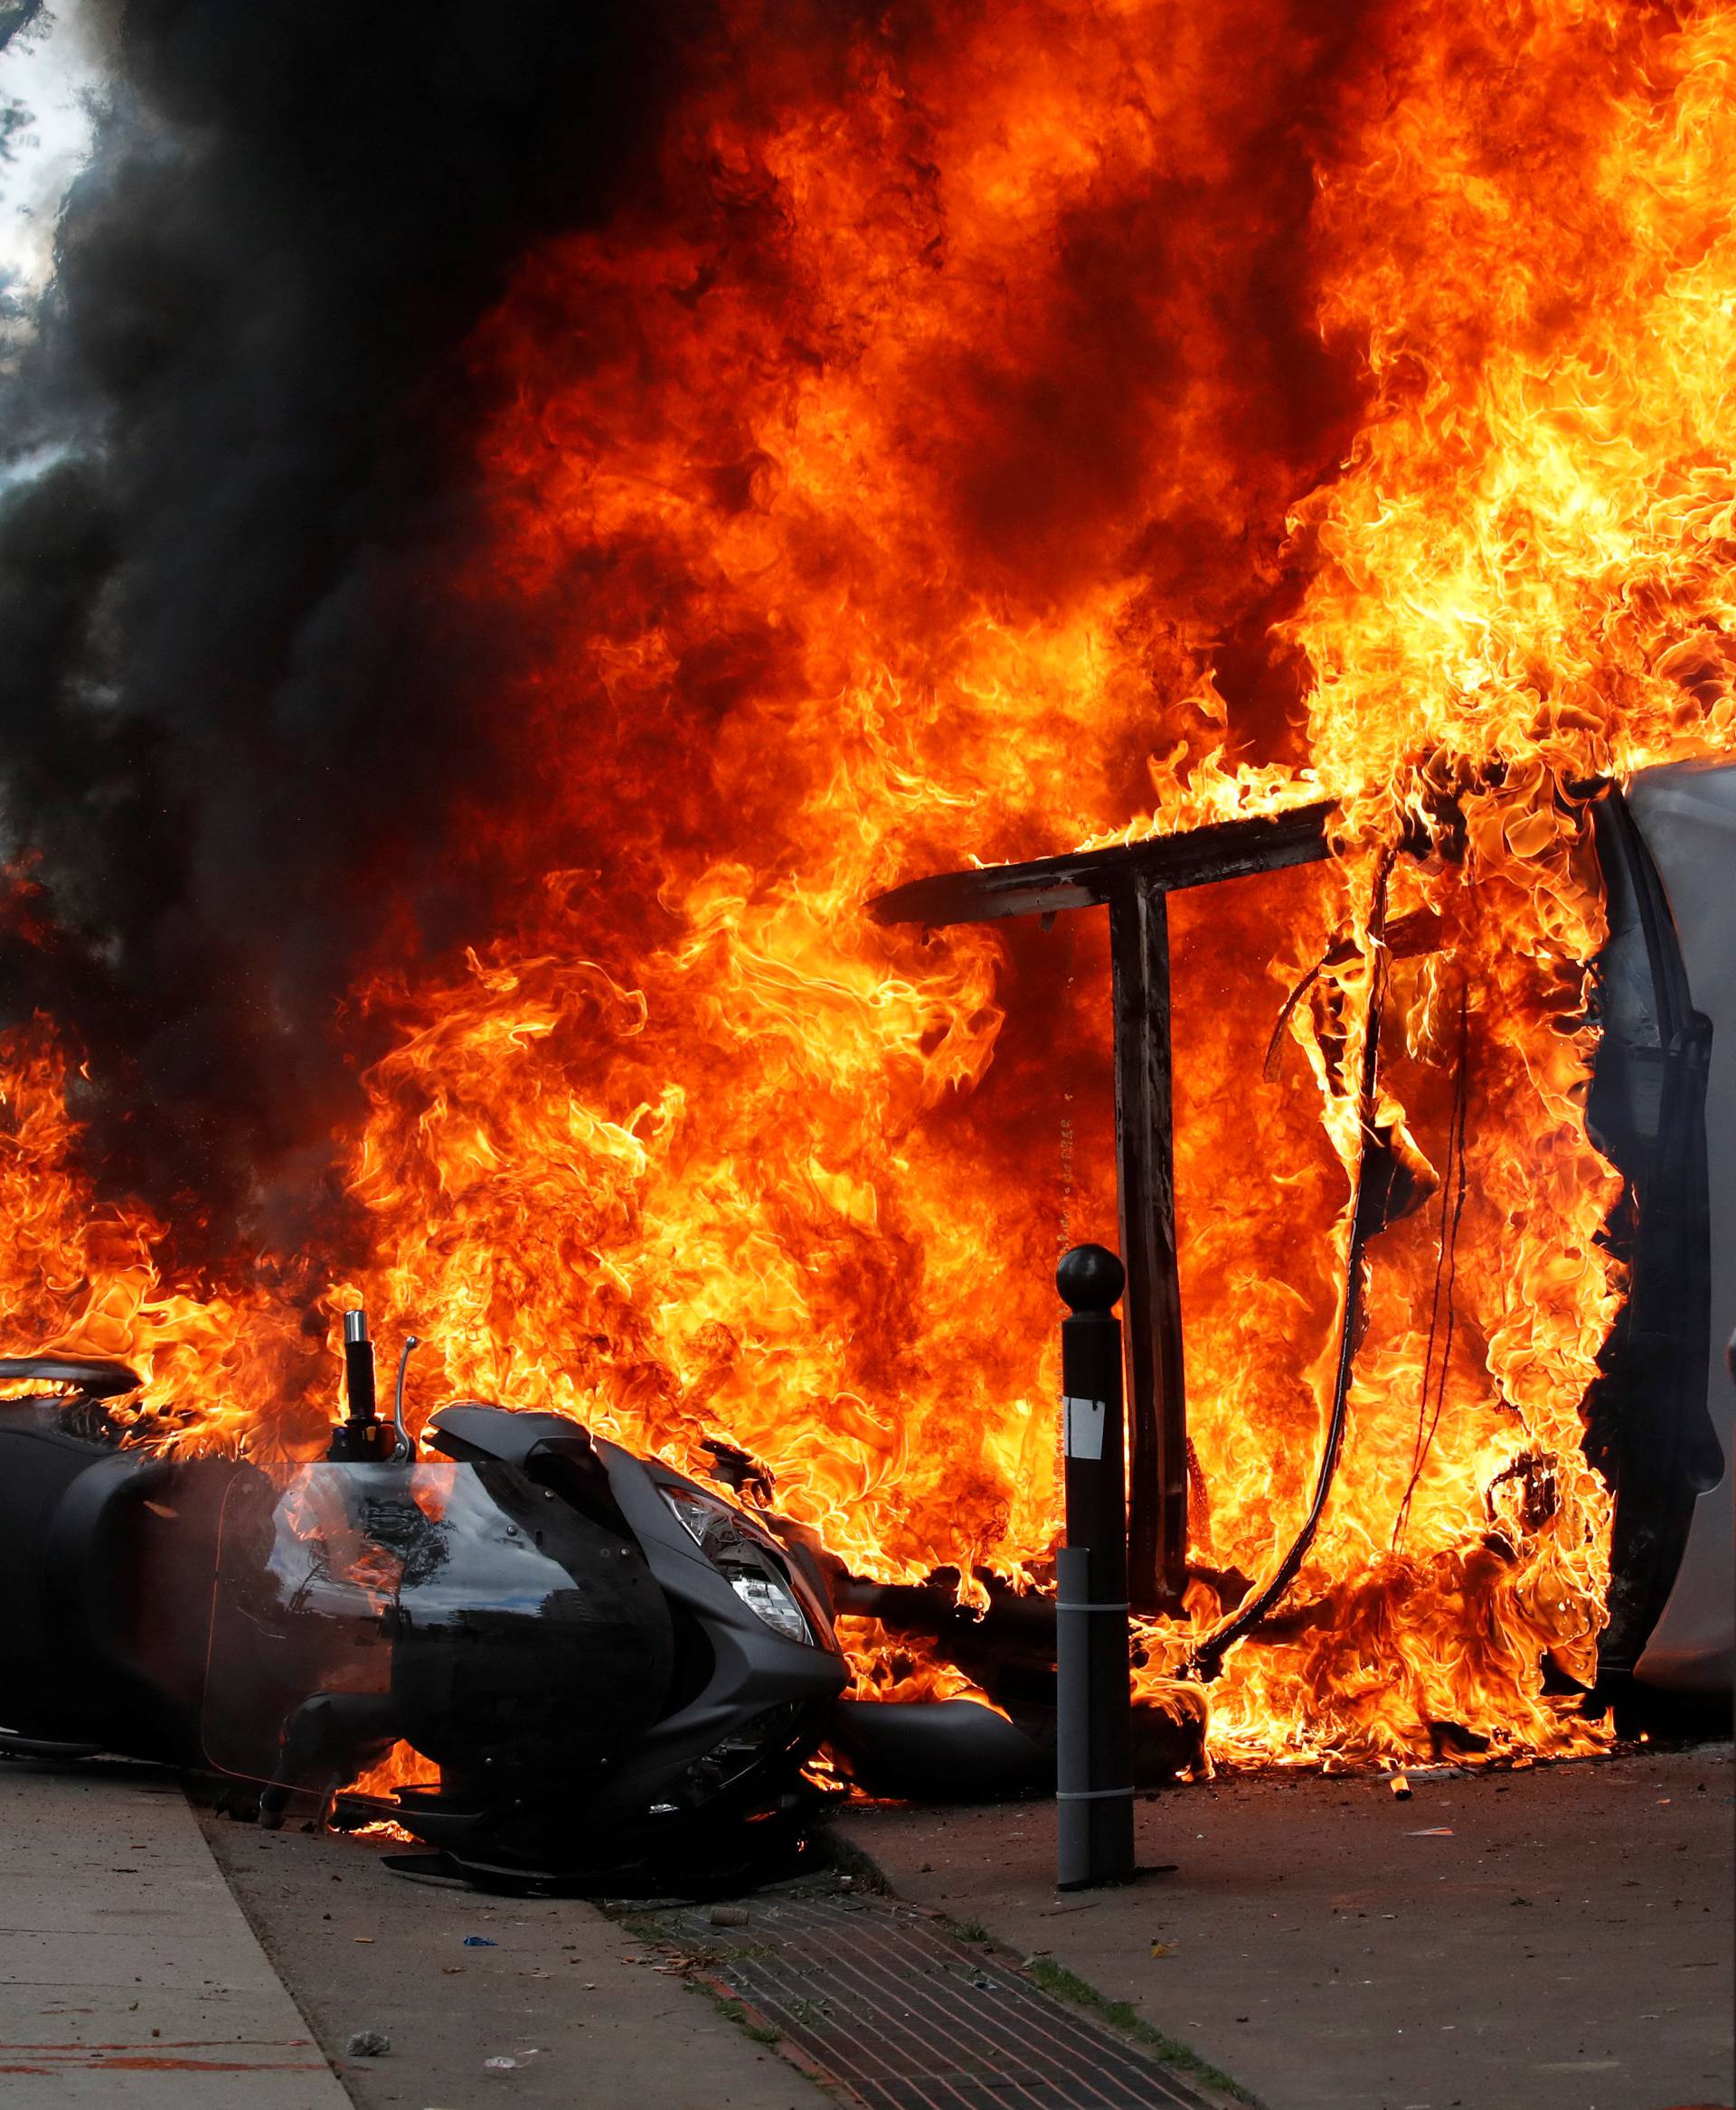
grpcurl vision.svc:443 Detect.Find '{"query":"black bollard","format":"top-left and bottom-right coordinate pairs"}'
top-left (1055, 1243), bottom-right (1136, 1890)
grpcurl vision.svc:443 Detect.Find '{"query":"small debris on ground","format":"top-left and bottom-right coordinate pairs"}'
top-left (710, 1905), bottom-right (751, 1928)
top-left (345, 2029), bottom-right (391, 2058)
top-left (1390, 1775), bottom-right (1413, 1799)
top-left (463, 1935), bottom-right (498, 1947)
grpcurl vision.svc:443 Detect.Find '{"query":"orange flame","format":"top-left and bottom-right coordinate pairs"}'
top-left (5, 0), bottom-right (1734, 1773)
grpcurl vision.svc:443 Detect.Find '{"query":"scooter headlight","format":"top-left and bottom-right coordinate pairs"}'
top-left (658, 1485), bottom-right (814, 1645)
top-left (723, 1567), bottom-right (811, 1645)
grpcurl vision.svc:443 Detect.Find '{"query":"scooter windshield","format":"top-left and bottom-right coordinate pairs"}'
top-left (201, 1461), bottom-right (453, 1785)
top-left (200, 1457), bottom-right (674, 1794)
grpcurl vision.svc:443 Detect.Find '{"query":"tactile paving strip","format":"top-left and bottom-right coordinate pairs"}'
top-left (666, 1889), bottom-right (1220, 2110)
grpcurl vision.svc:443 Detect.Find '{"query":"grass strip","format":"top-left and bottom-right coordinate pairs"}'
top-left (1024, 1955), bottom-right (1260, 2105)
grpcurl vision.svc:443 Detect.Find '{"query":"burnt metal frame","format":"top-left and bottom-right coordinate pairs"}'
top-left (871, 801), bottom-right (1337, 1610)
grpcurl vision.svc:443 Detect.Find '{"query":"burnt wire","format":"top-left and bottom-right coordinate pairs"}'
top-left (1263, 956), bottom-right (1325, 1080)
top-left (1193, 850), bottom-right (1395, 1681)
top-left (1392, 980), bottom-right (1472, 1550)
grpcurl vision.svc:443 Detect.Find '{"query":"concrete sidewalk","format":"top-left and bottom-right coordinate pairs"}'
top-left (200, 1808), bottom-right (831, 2110)
top-left (0, 1755), bottom-right (348, 2107)
top-left (840, 1743), bottom-right (1735, 2110)
top-left (5, 1757), bottom-right (827, 2110)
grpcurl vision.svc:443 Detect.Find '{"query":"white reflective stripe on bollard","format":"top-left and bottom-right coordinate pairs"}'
top-left (1063, 1395), bottom-right (1108, 1458)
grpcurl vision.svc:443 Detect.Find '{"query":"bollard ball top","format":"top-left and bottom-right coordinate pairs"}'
top-left (1056, 1243), bottom-right (1125, 1314)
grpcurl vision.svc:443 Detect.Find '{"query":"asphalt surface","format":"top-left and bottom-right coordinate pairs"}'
top-left (6, 1743), bottom-right (1729, 2108)
top-left (839, 1743), bottom-right (1736, 2110)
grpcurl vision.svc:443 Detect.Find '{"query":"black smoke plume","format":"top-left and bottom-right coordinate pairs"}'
top-left (0, 0), bottom-right (705, 1251)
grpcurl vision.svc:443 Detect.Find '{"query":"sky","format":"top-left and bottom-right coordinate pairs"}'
top-left (0, 3), bottom-right (103, 294)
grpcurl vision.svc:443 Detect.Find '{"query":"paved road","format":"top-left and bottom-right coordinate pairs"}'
top-left (0, 1756), bottom-right (348, 2107)
top-left (10, 1741), bottom-right (1728, 2109)
top-left (841, 1743), bottom-right (1736, 2110)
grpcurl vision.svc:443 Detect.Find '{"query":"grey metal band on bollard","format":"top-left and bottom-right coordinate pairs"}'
top-left (1055, 1245), bottom-right (1137, 1891)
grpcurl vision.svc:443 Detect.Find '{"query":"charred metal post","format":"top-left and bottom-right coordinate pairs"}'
top-left (869, 800), bottom-right (1337, 1618)
top-left (1056, 1243), bottom-right (1136, 1891)
top-left (1108, 877), bottom-right (1188, 1612)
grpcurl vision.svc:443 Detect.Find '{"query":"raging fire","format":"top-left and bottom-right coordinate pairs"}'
top-left (5, 0), bottom-right (1735, 1770)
